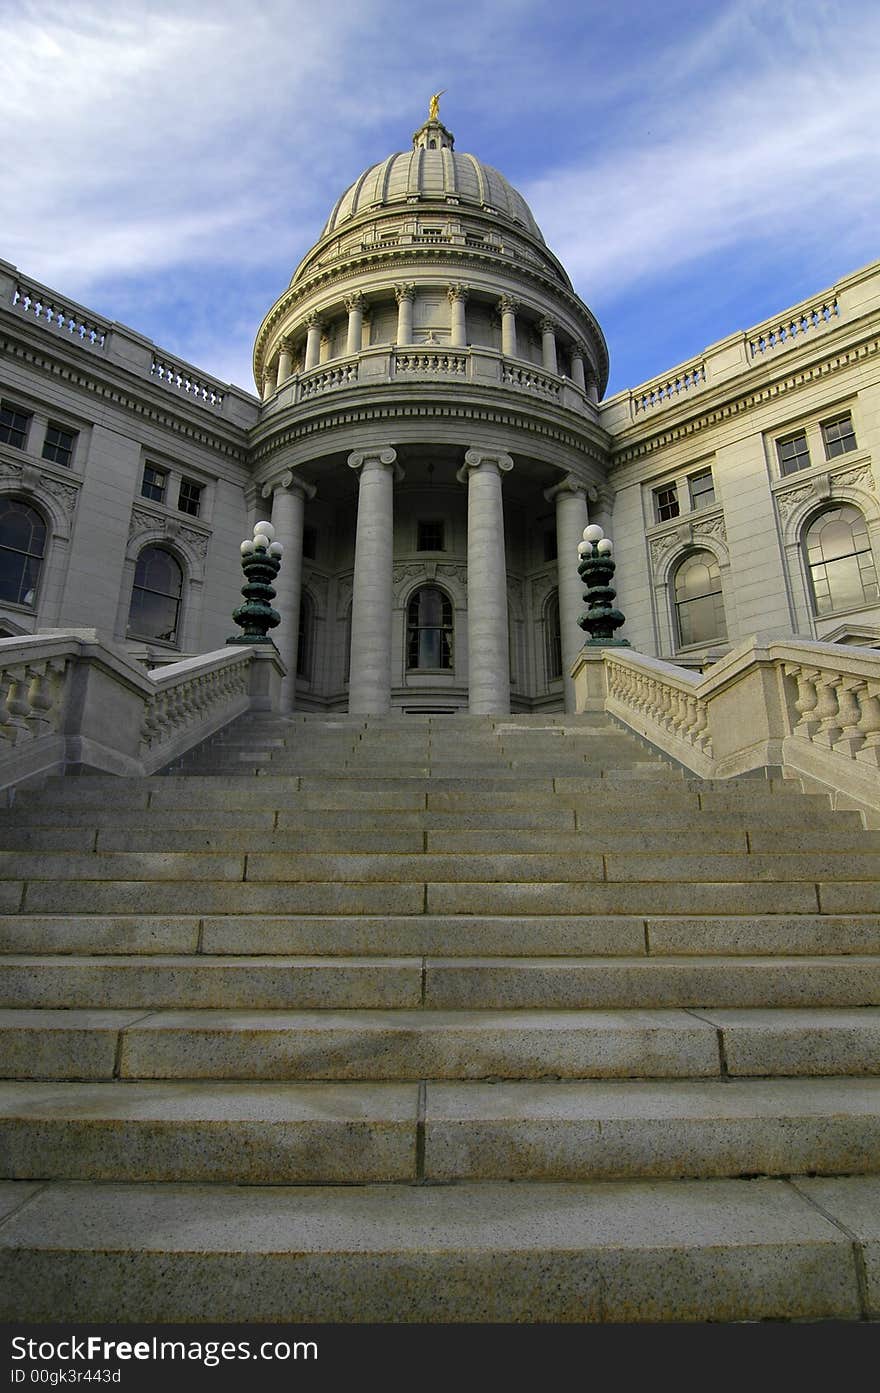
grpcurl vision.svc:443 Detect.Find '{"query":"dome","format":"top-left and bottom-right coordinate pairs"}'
top-left (321, 114), bottom-right (545, 244)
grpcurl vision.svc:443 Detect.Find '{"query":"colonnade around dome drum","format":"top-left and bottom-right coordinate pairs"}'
top-left (258, 443), bottom-right (606, 716)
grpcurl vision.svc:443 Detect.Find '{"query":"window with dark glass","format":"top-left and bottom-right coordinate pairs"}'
top-left (0, 403), bottom-right (31, 451)
top-left (777, 431), bottom-right (811, 477)
top-left (296, 592), bottom-right (315, 680)
top-left (543, 589), bottom-right (562, 682)
top-left (543, 529), bottom-right (558, 562)
top-left (302, 525), bottom-right (317, 560)
top-left (673, 551), bottom-right (727, 647)
top-left (0, 499), bottom-right (46, 607)
top-left (407, 586), bottom-right (453, 669)
top-left (688, 468), bottom-right (715, 511)
top-left (177, 478), bottom-right (202, 517)
top-left (141, 465), bottom-right (168, 504)
top-left (128, 546), bottom-right (183, 643)
top-left (42, 424), bottom-right (76, 468)
top-left (821, 414), bottom-right (857, 459)
top-left (804, 505), bottom-right (878, 616)
top-left (654, 485), bottom-right (679, 523)
top-left (417, 520), bottom-right (445, 552)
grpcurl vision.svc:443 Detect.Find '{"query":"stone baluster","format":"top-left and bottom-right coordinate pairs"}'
top-left (347, 447), bottom-right (401, 716)
top-left (277, 339), bottom-right (294, 385)
top-left (788, 666), bottom-right (821, 738)
top-left (394, 284), bottom-right (415, 345)
top-left (544, 475), bottom-right (590, 713)
top-left (497, 296), bottom-right (519, 358)
top-left (813, 674), bottom-right (842, 747)
top-left (345, 294), bottom-right (366, 356)
top-left (304, 314), bottom-right (324, 371)
top-left (539, 319), bottom-right (558, 375)
top-left (856, 684), bottom-right (880, 766)
top-left (448, 284), bottom-right (469, 348)
top-left (459, 448), bottom-right (514, 715)
top-left (835, 680), bottom-right (865, 757)
top-left (264, 471), bottom-right (317, 712)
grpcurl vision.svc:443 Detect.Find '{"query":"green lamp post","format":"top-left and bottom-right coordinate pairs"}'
top-left (577, 523), bottom-right (629, 647)
top-left (227, 520), bottom-right (284, 646)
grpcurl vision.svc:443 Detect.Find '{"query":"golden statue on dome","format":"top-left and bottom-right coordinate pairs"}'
top-left (428, 90), bottom-right (446, 121)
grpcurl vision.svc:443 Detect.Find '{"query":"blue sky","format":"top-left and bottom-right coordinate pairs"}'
top-left (2, 0), bottom-right (878, 399)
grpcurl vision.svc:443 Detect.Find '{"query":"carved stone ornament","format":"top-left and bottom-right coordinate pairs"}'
top-left (832, 463), bottom-right (876, 493)
top-left (40, 477), bottom-right (80, 519)
top-left (775, 482), bottom-right (819, 525)
top-left (394, 283), bottom-right (416, 304)
top-left (447, 283), bottom-right (470, 303)
top-left (649, 531), bottom-right (685, 572)
top-left (0, 461), bottom-right (23, 482)
top-left (129, 506), bottom-right (210, 561)
top-left (693, 513), bottom-right (728, 546)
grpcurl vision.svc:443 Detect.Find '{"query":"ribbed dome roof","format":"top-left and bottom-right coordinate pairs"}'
top-left (321, 115), bottom-right (545, 244)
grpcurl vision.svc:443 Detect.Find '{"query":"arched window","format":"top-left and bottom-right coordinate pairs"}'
top-left (804, 505), bottom-right (879, 616)
top-left (407, 586), bottom-right (453, 669)
top-left (673, 551), bottom-right (727, 647)
top-left (0, 499), bottom-right (47, 608)
top-left (297, 591), bottom-right (315, 680)
top-left (543, 588), bottom-right (562, 682)
top-left (128, 546), bottom-right (183, 643)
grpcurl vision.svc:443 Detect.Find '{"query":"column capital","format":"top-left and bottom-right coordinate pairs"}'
top-left (570, 340), bottom-right (587, 361)
top-left (538, 317), bottom-right (558, 335)
top-left (447, 282), bottom-right (470, 304)
top-left (394, 283), bottom-right (415, 304)
top-left (304, 312), bottom-right (325, 331)
top-left (261, 471), bottom-right (316, 501)
top-left (543, 473), bottom-right (589, 504)
top-left (497, 295), bottom-right (520, 315)
top-left (458, 448), bottom-right (514, 482)
top-left (344, 293), bottom-right (367, 314)
top-left (348, 446), bottom-right (403, 481)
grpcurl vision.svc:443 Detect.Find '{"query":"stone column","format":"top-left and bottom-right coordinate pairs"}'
top-left (545, 475), bottom-right (590, 713)
top-left (540, 318), bottom-right (558, 374)
top-left (263, 473), bottom-right (316, 711)
top-left (498, 296), bottom-right (519, 358)
top-left (347, 446), bottom-right (401, 716)
top-left (345, 294), bottom-right (366, 357)
top-left (459, 447), bottom-right (514, 715)
top-left (261, 365), bottom-right (278, 401)
top-left (585, 369), bottom-right (600, 405)
top-left (277, 339), bottom-right (294, 385)
top-left (304, 314), bottom-right (323, 371)
top-left (448, 284), bottom-right (469, 348)
top-left (570, 343), bottom-right (587, 393)
top-left (395, 284), bottom-right (415, 345)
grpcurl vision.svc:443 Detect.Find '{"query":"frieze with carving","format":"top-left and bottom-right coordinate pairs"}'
top-left (40, 477), bottom-right (80, 519)
top-left (129, 506), bottom-right (210, 560)
top-left (833, 463), bottom-right (876, 494)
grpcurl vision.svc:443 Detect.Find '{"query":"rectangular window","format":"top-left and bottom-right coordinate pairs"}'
top-left (177, 478), bottom-right (203, 517)
top-left (654, 485), bottom-right (680, 523)
top-left (141, 464), bottom-right (168, 503)
top-left (688, 468), bottom-right (715, 511)
top-left (543, 529), bottom-right (558, 562)
top-left (777, 431), bottom-right (811, 477)
top-left (417, 520), bottom-right (445, 552)
top-left (302, 525), bottom-right (317, 561)
top-left (0, 402), bottom-right (31, 450)
top-left (42, 424), bottom-right (76, 468)
top-left (822, 414), bottom-right (857, 459)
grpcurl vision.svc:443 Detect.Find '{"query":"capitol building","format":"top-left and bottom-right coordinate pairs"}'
top-left (1, 104), bottom-right (878, 711)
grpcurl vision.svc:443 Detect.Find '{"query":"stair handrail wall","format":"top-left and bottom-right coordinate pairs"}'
top-left (0, 632), bottom-right (286, 792)
top-left (573, 635), bottom-right (880, 824)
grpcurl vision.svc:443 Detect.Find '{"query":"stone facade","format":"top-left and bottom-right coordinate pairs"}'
top-left (1, 113), bottom-right (878, 713)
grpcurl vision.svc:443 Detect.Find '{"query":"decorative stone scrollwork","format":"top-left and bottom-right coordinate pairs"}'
top-left (41, 476), bottom-right (81, 520)
top-left (775, 482), bottom-right (816, 525)
top-left (128, 507), bottom-right (210, 562)
top-left (447, 283), bottom-right (470, 303)
top-left (394, 283), bottom-right (415, 304)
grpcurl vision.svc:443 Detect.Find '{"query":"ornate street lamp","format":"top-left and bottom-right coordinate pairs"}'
top-left (227, 521), bottom-right (284, 645)
top-left (577, 523), bottom-right (628, 646)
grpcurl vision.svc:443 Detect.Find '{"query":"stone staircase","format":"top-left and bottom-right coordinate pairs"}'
top-left (0, 711), bottom-right (878, 1322)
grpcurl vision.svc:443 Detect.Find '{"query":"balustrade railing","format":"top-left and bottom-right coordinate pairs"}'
top-left (501, 363), bottom-right (561, 398)
top-left (12, 281), bottom-right (107, 348)
top-left (150, 355), bottom-right (226, 407)
top-left (575, 636), bottom-right (880, 821)
top-left (749, 298), bottom-right (839, 358)
top-left (396, 350), bottom-right (467, 376)
top-left (298, 362), bottom-right (359, 398)
top-left (632, 363), bottom-right (706, 415)
top-left (0, 635), bottom-right (283, 792)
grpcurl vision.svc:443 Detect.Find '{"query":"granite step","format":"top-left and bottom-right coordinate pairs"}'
top-left (1, 1176), bottom-right (875, 1322)
top-left (4, 953), bottom-right (879, 1011)
top-left (2, 1077), bottom-right (878, 1185)
top-left (4, 1005), bottom-right (876, 1081)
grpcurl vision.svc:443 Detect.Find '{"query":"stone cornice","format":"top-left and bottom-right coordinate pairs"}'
top-left (253, 243), bottom-right (608, 389)
top-left (1, 325), bottom-right (250, 466)
top-left (610, 331), bottom-right (880, 470)
top-left (248, 388), bottom-right (610, 472)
